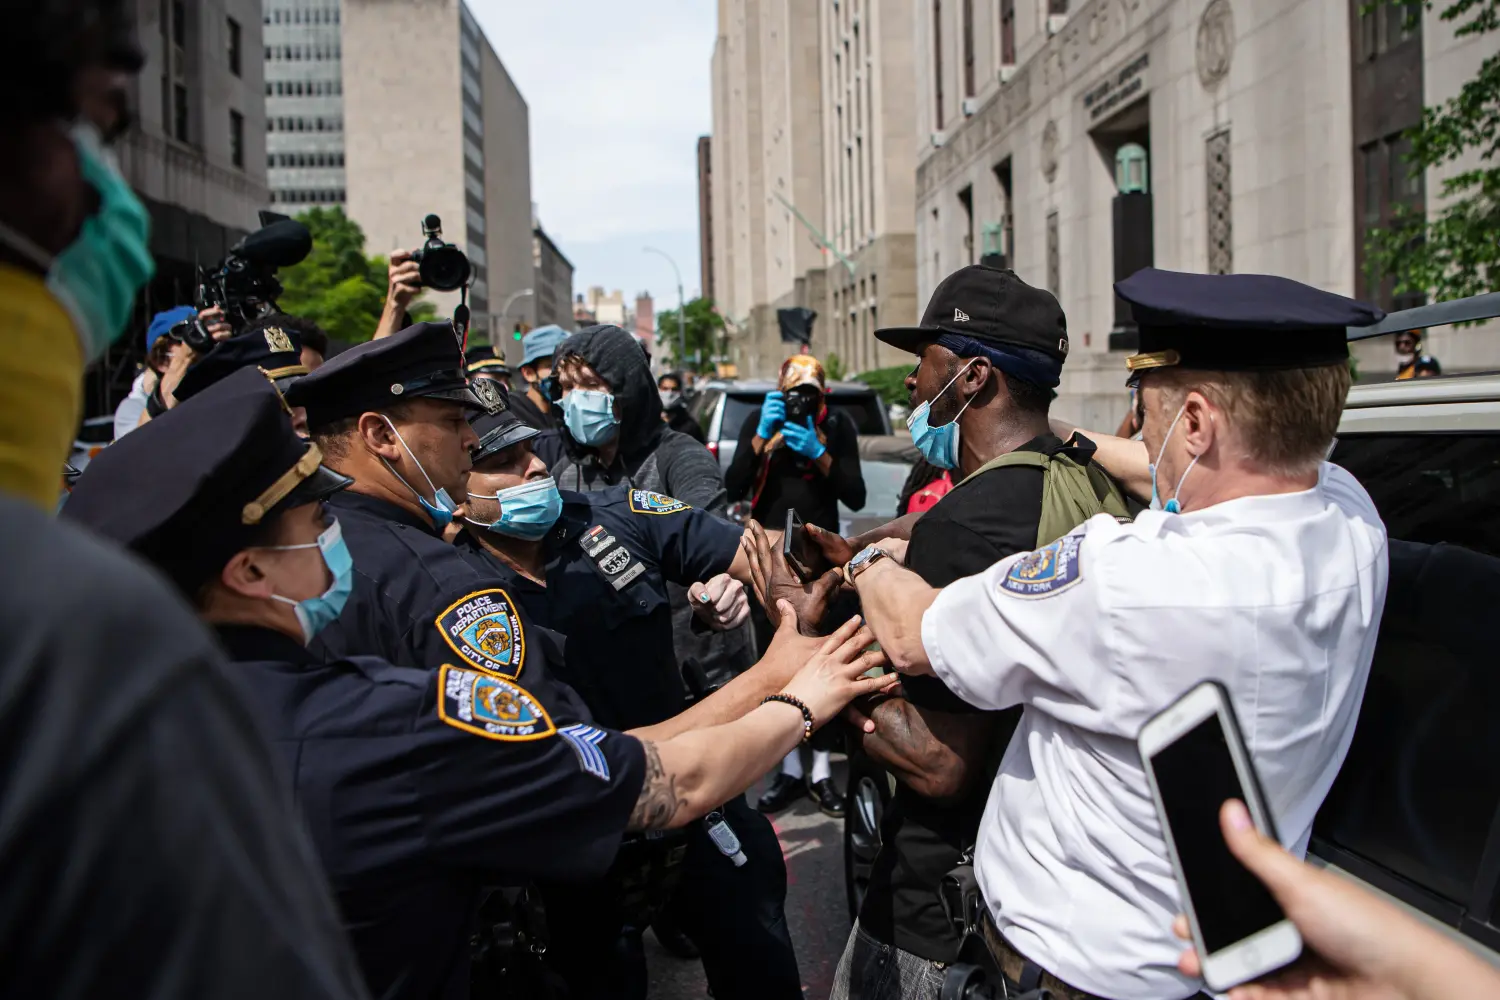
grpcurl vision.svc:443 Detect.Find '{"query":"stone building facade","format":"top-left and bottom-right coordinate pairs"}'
top-left (916, 0), bottom-right (1500, 428)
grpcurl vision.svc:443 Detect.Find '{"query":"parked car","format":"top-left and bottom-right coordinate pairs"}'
top-left (842, 359), bottom-right (1500, 961)
top-left (687, 379), bottom-right (893, 471)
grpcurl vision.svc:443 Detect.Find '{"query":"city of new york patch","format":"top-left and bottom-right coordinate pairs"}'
top-left (629, 490), bottom-right (690, 515)
top-left (437, 665), bottom-right (556, 741)
top-left (999, 534), bottom-right (1084, 599)
top-left (435, 588), bottom-right (526, 676)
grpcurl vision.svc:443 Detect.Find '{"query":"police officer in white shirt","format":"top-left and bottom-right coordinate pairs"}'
top-left (841, 268), bottom-right (1391, 1000)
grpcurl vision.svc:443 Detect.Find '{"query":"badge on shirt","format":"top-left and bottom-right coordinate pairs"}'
top-left (559, 723), bottom-right (612, 781)
top-left (438, 665), bottom-right (556, 741)
top-left (628, 490), bottom-right (690, 515)
top-left (999, 534), bottom-right (1084, 599)
top-left (580, 524), bottom-right (647, 591)
top-left (436, 588), bottom-right (527, 677)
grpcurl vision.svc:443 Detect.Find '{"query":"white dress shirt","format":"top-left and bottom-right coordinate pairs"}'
top-left (920, 463), bottom-right (1388, 999)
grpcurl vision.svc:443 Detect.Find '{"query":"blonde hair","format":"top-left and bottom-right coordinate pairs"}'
top-left (1159, 363), bottom-right (1350, 476)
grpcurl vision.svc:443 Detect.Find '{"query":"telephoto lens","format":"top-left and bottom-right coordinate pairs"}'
top-left (413, 214), bottom-right (472, 292)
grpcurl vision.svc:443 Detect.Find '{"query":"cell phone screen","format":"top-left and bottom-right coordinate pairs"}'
top-left (783, 510), bottom-right (828, 582)
top-left (1149, 715), bottom-right (1286, 954)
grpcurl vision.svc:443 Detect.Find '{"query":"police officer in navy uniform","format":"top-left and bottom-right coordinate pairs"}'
top-left (65, 366), bottom-right (897, 1000)
top-left (455, 408), bottom-right (801, 999)
top-left (174, 317), bottom-right (314, 432)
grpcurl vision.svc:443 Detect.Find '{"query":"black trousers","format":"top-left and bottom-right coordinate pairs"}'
top-left (666, 796), bottom-right (803, 1000)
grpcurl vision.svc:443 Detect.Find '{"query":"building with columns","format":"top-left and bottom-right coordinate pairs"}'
top-left (915, 0), bottom-right (1500, 427)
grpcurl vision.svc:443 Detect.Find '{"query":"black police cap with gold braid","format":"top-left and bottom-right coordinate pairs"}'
top-left (1116, 268), bottom-right (1385, 374)
top-left (174, 319), bottom-right (308, 403)
top-left (286, 321), bottom-right (488, 430)
top-left (62, 367), bottom-right (350, 596)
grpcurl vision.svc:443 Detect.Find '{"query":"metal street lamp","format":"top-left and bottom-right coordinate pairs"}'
top-left (643, 246), bottom-right (687, 368)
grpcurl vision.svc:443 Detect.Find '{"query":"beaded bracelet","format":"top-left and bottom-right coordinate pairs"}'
top-left (762, 693), bottom-right (814, 743)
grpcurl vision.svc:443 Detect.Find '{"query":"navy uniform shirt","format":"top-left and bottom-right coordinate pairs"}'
top-left (219, 623), bottom-right (647, 1000)
top-left (314, 491), bottom-right (584, 719)
top-left (457, 486), bottom-right (743, 731)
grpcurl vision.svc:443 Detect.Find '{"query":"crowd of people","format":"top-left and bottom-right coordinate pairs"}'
top-left (4, 5), bottom-right (1500, 1000)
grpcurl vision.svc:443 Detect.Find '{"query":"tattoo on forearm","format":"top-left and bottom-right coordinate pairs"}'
top-left (628, 740), bottom-right (686, 832)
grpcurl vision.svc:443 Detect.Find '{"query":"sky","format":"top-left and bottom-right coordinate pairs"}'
top-left (471, 0), bottom-right (715, 316)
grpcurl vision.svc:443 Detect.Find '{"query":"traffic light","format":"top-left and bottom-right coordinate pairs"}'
top-left (513, 323), bottom-right (523, 342)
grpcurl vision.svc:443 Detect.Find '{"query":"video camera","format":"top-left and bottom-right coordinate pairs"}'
top-left (412, 214), bottom-right (471, 292)
top-left (189, 211), bottom-right (313, 345)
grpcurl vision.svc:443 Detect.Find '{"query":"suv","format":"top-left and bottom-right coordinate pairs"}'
top-left (687, 379), bottom-right (892, 470)
top-left (843, 366), bottom-right (1500, 960)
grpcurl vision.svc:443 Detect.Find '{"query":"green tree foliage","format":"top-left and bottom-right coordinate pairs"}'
top-left (824, 352), bottom-right (848, 381)
top-left (1367, 0), bottom-right (1500, 301)
top-left (276, 206), bottom-right (434, 344)
top-left (656, 297), bottom-right (726, 373)
top-left (855, 365), bottom-right (912, 407)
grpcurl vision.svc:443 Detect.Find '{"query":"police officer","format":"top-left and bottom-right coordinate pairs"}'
top-left (847, 269), bottom-right (1390, 1000)
top-left (65, 367), bottom-right (896, 1000)
top-left (454, 408), bottom-right (803, 999)
top-left (174, 317), bottom-right (312, 431)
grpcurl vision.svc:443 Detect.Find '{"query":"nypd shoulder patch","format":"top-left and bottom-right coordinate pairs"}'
top-left (435, 588), bottom-right (526, 677)
top-left (437, 665), bottom-right (556, 741)
top-left (629, 490), bottom-right (690, 515)
top-left (999, 533), bottom-right (1085, 599)
top-left (559, 724), bottom-right (612, 782)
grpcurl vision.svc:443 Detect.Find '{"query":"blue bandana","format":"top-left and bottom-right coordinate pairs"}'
top-left (934, 333), bottom-right (1062, 388)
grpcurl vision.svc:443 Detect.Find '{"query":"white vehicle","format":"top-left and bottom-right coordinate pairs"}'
top-left (845, 296), bottom-right (1500, 966)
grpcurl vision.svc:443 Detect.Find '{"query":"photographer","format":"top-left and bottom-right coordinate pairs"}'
top-left (373, 215), bottom-right (468, 342)
top-left (133, 304), bottom-right (235, 427)
top-left (374, 248), bottom-right (421, 341)
top-left (113, 305), bottom-right (194, 439)
top-left (726, 354), bottom-right (865, 817)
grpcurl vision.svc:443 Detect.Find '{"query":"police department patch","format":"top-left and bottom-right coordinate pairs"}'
top-left (999, 534), bottom-right (1084, 599)
top-left (436, 589), bottom-right (526, 676)
top-left (629, 490), bottom-right (690, 515)
top-left (559, 724), bottom-right (612, 781)
top-left (438, 665), bottom-right (555, 741)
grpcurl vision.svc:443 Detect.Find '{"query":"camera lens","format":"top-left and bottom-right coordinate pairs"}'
top-left (418, 246), bottom-right (472, 292)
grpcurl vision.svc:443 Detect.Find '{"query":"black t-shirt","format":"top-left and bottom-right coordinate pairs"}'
top-left (858, 433), bottom-right (1088, 962)
top-left (723, 405), bottom-right (865, 532)
top-left (3, 498), bottom-right (367, 1000)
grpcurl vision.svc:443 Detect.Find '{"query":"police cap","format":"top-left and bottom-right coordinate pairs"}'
top-left (465, 343), bottom-right (511, 377)
top-left (63, 368), bottom-right (350, 595)
top-left (174, 319), bottom-right (308, 403)
top-left (286, 321), bottom-right (487, 430)
top-left (470, 408), bottom-right (540, 465)
top-left (1117, 268), bottom-right (1386, 375)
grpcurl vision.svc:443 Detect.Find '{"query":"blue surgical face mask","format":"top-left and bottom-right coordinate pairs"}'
top-left (379, 415), bottom-right (459, 528)
top-left (906, 358), bottom-right (978, 470)
top-left (0, 123), bottom-right (155, 362)
top-left (1148, 401), bottom-right (1199, 514)
top-left (465, 476), bottom-right (564, 541)
top-left (266, 518), bottom-right (354, 642)
top-left (563, 389), bottom-right (619, 447)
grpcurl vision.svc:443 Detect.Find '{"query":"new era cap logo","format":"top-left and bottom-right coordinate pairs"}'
top-left (954, 308), bottom-right (970, 323)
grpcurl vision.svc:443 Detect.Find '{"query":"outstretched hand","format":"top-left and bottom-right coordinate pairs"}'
top-left (740, 519), bottom-right (842, 635)
top-left (781, 608), bottom-right (894, 726)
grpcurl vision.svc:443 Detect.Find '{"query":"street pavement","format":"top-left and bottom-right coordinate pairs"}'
top-left (646, 758), bottom-right (854, 998)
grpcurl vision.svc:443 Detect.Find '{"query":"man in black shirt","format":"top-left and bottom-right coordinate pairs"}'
top-left (831, 265), bottom-right (1093, 1000)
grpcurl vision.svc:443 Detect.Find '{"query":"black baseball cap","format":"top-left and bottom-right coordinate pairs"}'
top-left (1116, 268), bottom-right (1385, 374)
top-left (875, 265), bottom-right (1070, 363)
top-left (64, 368), bottom-right (350, 595)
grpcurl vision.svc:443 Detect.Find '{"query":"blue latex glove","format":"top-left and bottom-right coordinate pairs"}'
top-left (756, 391), bottom-right (786, 439)
top-left (782, 416), bottom-right (826, 460)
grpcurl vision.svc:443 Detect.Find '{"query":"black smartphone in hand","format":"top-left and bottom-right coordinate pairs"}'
top-left (783, 509), bottom-right (831, 583)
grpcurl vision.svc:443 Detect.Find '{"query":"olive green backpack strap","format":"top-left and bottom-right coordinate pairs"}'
top-left (957, 438), bottom-right (1133, 547)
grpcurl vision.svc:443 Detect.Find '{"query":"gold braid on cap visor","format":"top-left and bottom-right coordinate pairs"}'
top-left (242, 445), bottom-right (324, 525)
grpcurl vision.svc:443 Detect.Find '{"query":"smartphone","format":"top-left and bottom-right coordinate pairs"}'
top-left (1138, 681), bottom-right (1302, 992)
top-left (782, 509), bottom-right (830, 583)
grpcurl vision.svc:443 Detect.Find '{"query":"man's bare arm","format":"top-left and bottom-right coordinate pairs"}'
top-left (851, 557), bottom-right (939, 675)
top-left (849, 695), bottom-right (993, 801)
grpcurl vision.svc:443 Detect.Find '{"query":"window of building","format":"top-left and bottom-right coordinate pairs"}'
top-left (958, 185), bottom-right (975, 264)
top-left (227, 16), bottom-right (242, 76)
top-left (1046, 210), bottom-right (1060, 299)
top-left (933, 0), bottom-right (945, 130)
top-left (962, 0), bottom-right (975, 98)
top-left (172, 83), bottom-right (189, 142)
top-left (1048, 0), bottom-right (1069, 13)
top-left (1000, 0), bottom-right (1016, 66)
top-left (1206, 128), bottom-right (1232, 275)
top-left (229, 109), bottom-right (244, 168)
top-left (171, 0), bottom-right (187, 48)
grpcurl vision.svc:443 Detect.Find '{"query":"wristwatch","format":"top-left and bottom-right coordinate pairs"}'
top-left (844, 544), bottom-right (889, 586)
